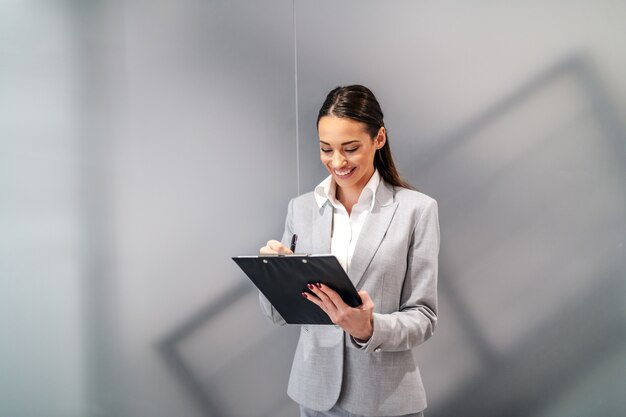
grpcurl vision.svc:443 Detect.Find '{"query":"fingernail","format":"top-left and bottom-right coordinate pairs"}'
top-left (316, 282), bottom-right (322, 288)
top-left (301, 292), bottom-right (308, 298)
top-left (307, 283), bottom-right (314, 290)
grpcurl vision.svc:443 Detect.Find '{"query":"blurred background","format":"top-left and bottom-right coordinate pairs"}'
top-left (1, 1), bottom-right (625, 416)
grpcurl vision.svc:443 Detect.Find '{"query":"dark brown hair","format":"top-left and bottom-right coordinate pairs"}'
top-left (317, 85), bottom-right (414, 190)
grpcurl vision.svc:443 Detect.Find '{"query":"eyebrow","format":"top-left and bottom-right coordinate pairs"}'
top-left (319, 140), bottom-right (360, 146)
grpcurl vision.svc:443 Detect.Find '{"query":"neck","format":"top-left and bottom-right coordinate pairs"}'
top-left (335, 186), bottom-right (361, 214)
top-left (336, 169), bottom-right (375, 214)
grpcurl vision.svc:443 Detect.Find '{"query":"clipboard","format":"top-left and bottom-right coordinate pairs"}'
top-left (232, 254), bottom-right (362, 324)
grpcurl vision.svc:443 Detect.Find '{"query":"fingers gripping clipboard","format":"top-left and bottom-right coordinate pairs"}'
top-left (232, 254), bottom-right (362, 324)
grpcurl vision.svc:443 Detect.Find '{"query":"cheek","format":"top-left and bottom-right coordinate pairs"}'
top-left (351, 152), bottom-right (368, 166)
top-left (364, 149), bottom-right (377, 164)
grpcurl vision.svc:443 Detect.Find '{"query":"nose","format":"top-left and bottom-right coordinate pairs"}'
top-left (331, 152), bottom-right (347, 168)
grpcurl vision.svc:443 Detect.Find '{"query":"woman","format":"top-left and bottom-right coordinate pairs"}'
top-left (259, 85), bottom-right (439, 417)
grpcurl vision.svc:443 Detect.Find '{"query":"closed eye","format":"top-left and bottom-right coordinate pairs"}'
top-left (345, 147), bottom-right (359, 153)
top-left (321, 148), bottom-right (332, 153)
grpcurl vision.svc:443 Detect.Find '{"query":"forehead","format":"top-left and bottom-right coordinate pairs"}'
top-left (318, 116), bottom-right (370, 143)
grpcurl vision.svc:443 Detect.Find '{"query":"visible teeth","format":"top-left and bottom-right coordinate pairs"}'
top-left (334, 168), bottom-right (353, 176)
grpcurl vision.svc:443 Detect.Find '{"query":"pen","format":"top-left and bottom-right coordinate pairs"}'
top-left (290, 234), bottom-right (298, 253)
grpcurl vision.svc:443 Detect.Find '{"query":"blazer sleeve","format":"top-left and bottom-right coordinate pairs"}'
top-left (351, 198), bottom-right (440, 352)
top-left (258, 198), bottom-right (295, 326)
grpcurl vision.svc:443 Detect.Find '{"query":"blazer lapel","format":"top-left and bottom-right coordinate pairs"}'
top-left (312, 200), bottom-right (332, 254)
top-left (349, 181), bottom-right (398, 288)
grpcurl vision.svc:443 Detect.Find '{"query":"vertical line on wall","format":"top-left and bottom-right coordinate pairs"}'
top-left (293, 0), bottom-right (300, 195)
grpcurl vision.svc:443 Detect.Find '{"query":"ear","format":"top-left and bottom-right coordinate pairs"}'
top-left (374, 127), bottom-right (386, 149)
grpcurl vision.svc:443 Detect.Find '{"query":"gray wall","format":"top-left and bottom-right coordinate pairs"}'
top-left (2, 1), bottom-right (625, 417)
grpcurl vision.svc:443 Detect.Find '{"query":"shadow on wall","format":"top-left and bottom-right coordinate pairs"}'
top-left (158, 280), bottom-right (299, 417)
top-left (158, 54), bottom-right (626, 417)
top-left (415, 54), bottom-right (626, 417)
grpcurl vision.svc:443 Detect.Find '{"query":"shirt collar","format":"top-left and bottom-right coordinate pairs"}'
top-left (314, 170), bottom-right (380, 210)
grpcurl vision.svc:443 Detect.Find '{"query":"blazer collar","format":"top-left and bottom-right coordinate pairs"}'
top-left (311, 180), bottom-right (398, 288)
top-left (312, 200), bottom-right (333, 254)
top-left (349, 181), bottom-right (398, 288)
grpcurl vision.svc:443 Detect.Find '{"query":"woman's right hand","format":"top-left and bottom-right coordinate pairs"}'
top-left (259, 239), bottom-right (293, 255)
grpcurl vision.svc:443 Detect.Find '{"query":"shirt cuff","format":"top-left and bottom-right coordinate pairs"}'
top-left (348, 314), bottom-right (380, 352)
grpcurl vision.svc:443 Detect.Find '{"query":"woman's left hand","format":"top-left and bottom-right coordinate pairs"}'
top-left (303, 283), bottom-right (374, 341)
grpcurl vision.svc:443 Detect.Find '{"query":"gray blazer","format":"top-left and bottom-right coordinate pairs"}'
top-left (259, 180), bottom-right (439, 416)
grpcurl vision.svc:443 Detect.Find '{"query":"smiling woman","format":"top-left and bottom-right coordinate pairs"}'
top-left (318, 116), bottom-right (384, 214)
top-left (259, 85), bottom-right (439, 417)
top-left (318, 85), bottom-right (414, 190)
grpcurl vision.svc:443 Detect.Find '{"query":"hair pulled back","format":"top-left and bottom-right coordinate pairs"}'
top-left (317, 85), bottom-right (413, 190)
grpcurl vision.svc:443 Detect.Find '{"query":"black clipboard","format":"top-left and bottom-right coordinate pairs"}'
top-left (232, 254), bottom-right (362, 324)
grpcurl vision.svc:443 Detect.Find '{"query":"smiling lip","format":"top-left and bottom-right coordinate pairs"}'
top-left (333, 167), bottom-right (356, 179)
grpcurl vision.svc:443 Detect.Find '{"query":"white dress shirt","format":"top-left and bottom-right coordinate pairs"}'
top-left (314, 170), bottom-right (380, 273)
